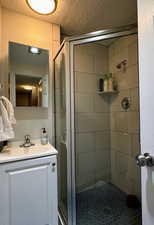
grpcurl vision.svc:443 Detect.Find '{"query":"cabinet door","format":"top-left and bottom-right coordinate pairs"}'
top-left (0, 156), bottom-right (58, 225)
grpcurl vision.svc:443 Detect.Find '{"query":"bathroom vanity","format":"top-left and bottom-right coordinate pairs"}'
top-left (0, 142), bottom-right (58, 225)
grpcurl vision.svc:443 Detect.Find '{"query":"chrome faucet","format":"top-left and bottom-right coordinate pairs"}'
top-left (20, 135), bottom-right (35, 148)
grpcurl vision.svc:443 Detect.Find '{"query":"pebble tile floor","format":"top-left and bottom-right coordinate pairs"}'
top-left (76, 183), bottom-right (142, 225)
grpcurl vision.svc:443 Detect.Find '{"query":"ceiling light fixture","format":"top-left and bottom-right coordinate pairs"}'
top-left (28, 46), bottom-right (41, 54)
top-left (26, 0), bottom-right (57, 15)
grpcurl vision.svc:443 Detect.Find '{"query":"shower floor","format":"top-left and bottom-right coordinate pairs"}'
top-left (76, 183), bottom-right (141, 225)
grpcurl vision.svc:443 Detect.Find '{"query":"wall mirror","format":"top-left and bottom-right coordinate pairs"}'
top-left (9, 42), bottom-right (49, 108)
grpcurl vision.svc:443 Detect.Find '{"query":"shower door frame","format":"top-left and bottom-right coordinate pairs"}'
top-left (67, 24), bottom-right (138, 225)
top-left (54, 24), bottom-right (138, 225)
top-left (53, 41), bottom-right (74, 225)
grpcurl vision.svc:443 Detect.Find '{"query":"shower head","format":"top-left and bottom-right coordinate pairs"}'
top-left (116, 60), bottom-right (127, 69)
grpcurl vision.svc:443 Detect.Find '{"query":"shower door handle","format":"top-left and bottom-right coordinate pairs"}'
top-left (136, 153), bottom-right (154, 167)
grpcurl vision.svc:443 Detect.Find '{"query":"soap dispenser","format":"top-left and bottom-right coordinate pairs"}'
top-left (41, 128), bottom-right (48, 145)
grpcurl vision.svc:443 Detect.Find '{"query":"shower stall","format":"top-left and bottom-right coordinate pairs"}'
top-left (54, 25), bottom-right (142, 225)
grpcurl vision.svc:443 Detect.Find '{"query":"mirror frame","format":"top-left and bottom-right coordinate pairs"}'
top-left (8, 41), bottom-right (49, 108)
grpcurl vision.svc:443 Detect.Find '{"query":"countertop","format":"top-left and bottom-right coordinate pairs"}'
top-left (0, 140), bottom-right (58, 164)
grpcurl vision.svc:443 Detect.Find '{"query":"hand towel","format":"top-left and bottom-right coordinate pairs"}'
top-left (1, 96), bottom-right (16, 124)
top-left (0, 97), bottom-right (16, 142)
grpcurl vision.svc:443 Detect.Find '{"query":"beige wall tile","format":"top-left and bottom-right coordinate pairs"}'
top-left (111, 132), bottom-right (131, 155)
top-left (75, 72), bottom-right (97, 93)
top-left (95, 150), bottom-right (110, 171)
top-left (127, 34), bottom-right (138, 46)
top-left (131, 133), bottom-right (140, 157)
top-left (130, 88), bottom-right (139, 111)
top-left (109, 35), bottom-right (140, 196)
top-left (75, 53), bottom-right (94, 73)
top-left (77, 152), bottom-right (95, 176)
top-left (110, 150), bottom-right (116, 182)
top-left (95, 170), bottom-right (110, 183)
top-left (75, 43), bottom-right (107, 58)
top-left (95, 132), bottom-right (110, 149)
top-left (93, 94), bottom-right (109, 113)
top-left (128, 41), bottom-right (138, 66)
top-left (110, 112), bottom-right (117, 131)
top-left (127, 156), bottom-right (140, 181)
top-left (94, 47), bottom-right (108, 74)
top-left (126, 65), bottom-right (139, 89)
top-left (115, 112), bottom-right (128, 132)
top-left (76, 133), bottom-right (95, 153)
top-left (75, 43), bottom-right (110, 189)
top-left (76, 93), bottom-right (93, 113)
top-left (128, 112), bottom-right (139, 133)
top-left (114, 48), bottom-right (128, 71)
top-left (110, 89), bottom-right (130, 112)
top-left (75, 35), bottom-right (140, 195)
top-left (116, 70), bottom-right (129, 90)
top-left (94, 55), bottom-right (108, 74)
top-left (76, 172), bottom-right (95, 191)
top-left (114, 36), bottom-right (130, 54)
top-left (94, 113), bottom-right (110, 131)
top-left (115, 66), bottom-right (139, 91)
top-left (76, 113), bottom-right (109, 132)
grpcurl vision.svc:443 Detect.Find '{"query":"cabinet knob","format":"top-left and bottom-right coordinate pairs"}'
top-left (52, 162), bottom-right (56, 171)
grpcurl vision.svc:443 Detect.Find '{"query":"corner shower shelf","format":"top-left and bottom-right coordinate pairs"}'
top-left (97, 90), bottom-right (118, 95)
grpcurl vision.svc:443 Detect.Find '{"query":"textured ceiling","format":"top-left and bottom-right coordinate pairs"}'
top-left (0, 0), bottom-right (137, 35)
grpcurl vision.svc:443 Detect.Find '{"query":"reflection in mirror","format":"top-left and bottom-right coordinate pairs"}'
top-left (9, 42), bottom-right (49, 107)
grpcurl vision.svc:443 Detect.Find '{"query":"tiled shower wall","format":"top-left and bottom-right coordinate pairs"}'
top-left (74, 44), bottom-right (111, 192)
top-left (75, 34), bottom-right (140, 198)
top-left (109, 34), bottom-right (140, 198)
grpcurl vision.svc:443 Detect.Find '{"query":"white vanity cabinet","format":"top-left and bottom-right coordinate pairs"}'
top-left (0, 155), bottom-right (58, 225)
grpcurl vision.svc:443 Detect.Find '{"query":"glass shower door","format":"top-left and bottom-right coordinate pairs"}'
top-left (73, 33), bottom-right (141, 225)
top-left (54, 45), bottom-right (68, 224)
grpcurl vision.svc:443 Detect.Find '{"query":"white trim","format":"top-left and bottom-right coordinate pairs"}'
top-left (69, 42), bottom-right (76, 225)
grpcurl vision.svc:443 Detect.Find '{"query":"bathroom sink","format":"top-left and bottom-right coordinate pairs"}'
top-left (0, 140), bottom-right (57, 164)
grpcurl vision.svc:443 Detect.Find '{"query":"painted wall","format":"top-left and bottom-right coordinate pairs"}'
top-left (0, 4), bottom-right (1, 45)
top-left (1, 8), bottom-right (60, 142)
top-left (0, 4), bottom-right (2, 87)
top-left (74, 43), bottom-right (110, 191)
top-left (109, 34), bottom-right (140, 198)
